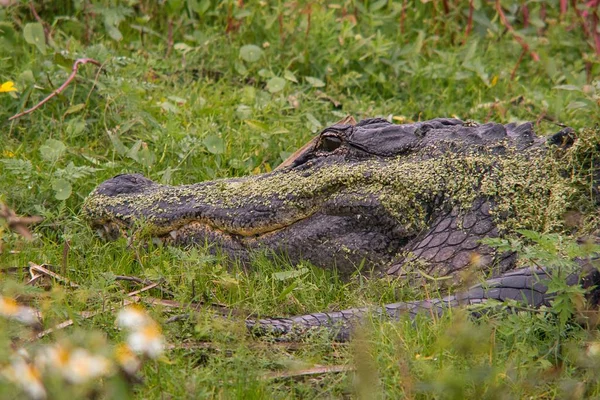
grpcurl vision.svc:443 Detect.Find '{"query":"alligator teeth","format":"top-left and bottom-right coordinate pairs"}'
top-left (169, 230), bottom-right (177, 240)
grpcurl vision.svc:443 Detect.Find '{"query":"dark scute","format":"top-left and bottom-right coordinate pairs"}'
top-left (94, 173), bottom-right (156, 196)
top-left (348, 118), bottom-right (467, 157)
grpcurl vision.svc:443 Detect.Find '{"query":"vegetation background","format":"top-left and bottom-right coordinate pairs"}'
top-left (1, 0), bottom-right (600, 398)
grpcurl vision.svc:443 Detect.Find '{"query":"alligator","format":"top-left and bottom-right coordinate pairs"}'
top-left (82, 117), bottom-right (600, 340)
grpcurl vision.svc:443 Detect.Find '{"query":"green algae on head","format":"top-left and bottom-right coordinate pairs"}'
top-left (81, 118), bottom-right (596, 276)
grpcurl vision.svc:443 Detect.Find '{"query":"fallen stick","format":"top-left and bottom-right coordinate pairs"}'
top-left (262, 364), bottom-right (354, 380)
top-left (9, 58), bottom-right (102, 121)
top-left (27, 262), bottom-right (80, 288)
top-left (0, 203), bottom-right (43, 240)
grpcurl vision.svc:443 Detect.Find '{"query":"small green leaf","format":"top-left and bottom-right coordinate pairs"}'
top-left (40, 139), bottom-right (66, 163)
top-left (52, 178), bottom-right (72, 200)
top-left (272, 267), bottom-right (309, 282)
top-left (104, 22), bottom-right (123, 41)
top-left (23, 23), bottom-right (46, 54)
top-left (236, 104), bottom-right (252, 119)
top-left (305, 76), bottom-right (325, 88)
top-left (203, 135), bottom-right (225, 154)
top-left (127, 140), bottom-right (142, 162)
top-left (369, 0), bottom-right (388, 11)
top-left (239, 44), bottom-right (263, 63)
top-left (64, 103), bottom-right (86, 116)
top-left (553, 85), bottom-right (581, 92)
top-left (244, 119), bottom-right (269, 131)
top-left (107, 132), bottom-right (127, 156)
top-left (567, 101), bottom-right (588, 110)
top-left (137, 146), bottom-right (156, 167)
top-left (284, 70), bottom-right (298, 83)
top-left (266, 77), bottom-right (286, 93)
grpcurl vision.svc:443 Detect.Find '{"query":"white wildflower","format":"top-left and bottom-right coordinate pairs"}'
top-left (0, 296), bottom-right (39, 326)
top-left (127, 323), bottom-right (164, 359)
top-left (116, 305), bottom-right (153, 330)
top-left (38, 344), bottom-right (111, 384)
top-left (115, 343), bottom-right (141, 375)
top-left (3, 355), bottom-right (46, 400)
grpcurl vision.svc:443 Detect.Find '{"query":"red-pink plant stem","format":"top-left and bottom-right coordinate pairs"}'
top-left (522, 4), bottom-right (530, 28)
top-left (9, 58), bottom-right (101, 121)
top-left (464, 0), bottom-right (474, 41)
top-left (560, 0), bottom-right (568, 16)
top-left (495, 0), bottom-right (540, 62)
top-left (593, 9), bottom-right (600, 55)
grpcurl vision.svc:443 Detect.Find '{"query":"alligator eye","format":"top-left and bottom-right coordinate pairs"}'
top-left (320, 136), bottom-right (342, 152)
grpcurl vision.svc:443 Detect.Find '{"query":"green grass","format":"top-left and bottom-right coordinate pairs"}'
top-left (1, 1), bottom-right (600, 398)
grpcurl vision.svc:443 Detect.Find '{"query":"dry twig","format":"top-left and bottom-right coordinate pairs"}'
top-left (262, 364), bottom-right (354, 380)
top-left (27, 262), bottom-right (79, 288)
top-left (9, 58), bottom-right (102, 121)
top-left (0, 203), bottom-right (42, 240)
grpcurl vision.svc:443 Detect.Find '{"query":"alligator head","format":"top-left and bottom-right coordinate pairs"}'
top-left (83, 118), bottom-right (575, 277)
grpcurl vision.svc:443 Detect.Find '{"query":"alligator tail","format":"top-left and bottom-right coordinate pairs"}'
top-left (245, 267), bottom-right (600, 342)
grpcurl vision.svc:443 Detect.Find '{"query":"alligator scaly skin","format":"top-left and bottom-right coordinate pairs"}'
top-left (84, 118), bottom-right (596, 340)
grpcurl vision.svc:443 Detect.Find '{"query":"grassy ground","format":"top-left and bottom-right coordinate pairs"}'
top-left (1, 1), bottom-right (600, 398)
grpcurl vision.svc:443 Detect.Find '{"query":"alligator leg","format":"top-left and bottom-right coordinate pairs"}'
top-left (386, 198), bottom-right (516, 280)
top-left (246, 267), bottom-right (600, 342)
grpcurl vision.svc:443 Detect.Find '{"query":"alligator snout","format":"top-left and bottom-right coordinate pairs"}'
top-left (94, 174), bottom-right (157, 197)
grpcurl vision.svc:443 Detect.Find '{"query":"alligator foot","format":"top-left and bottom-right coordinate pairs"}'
top-left (246, 267), bottom-right (600, 342)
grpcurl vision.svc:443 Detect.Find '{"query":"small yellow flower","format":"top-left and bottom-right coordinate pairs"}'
top-left (3, 355), bottom-right (46, 400)
top-left (2, 150), bottom-right (15, 158)
top-left (0, 296), bottom-right (39, 326)
top-left (0, 81), bottom-right (18, 93)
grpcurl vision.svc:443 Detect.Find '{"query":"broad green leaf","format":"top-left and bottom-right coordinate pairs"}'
top-left (369, 0), bottom-right (388, 11)
top-left (553, 85), bottom-right (581, 92)
top-left (52, 178), bottom-right (72, 200)
top-left (284, 70), bottom-right (298, 83)
top-left (266, 77), bottom-right (286, 93)
top-left (127, 140), bottom-right (142, 162)
top-left (54, 52), bottom-right (74, 69)
top-left (236, 104), bottom-right (252, 119)
top-left (305, 113), bottom-right (322, 132)
top-left (566, 101), bottom-right (588, 110)
top-left (258, 69), bottom-right (273, 78)
top-left (305, 76), bottom-right (325, 88)
top-left (40, 139), bottom-right (66, 163)
top-left (64, 103), bottom-right (86, 116)
top-left (54, 162), bottom-right (99, 181)
top-left (244, 119), bottom-right (269, 131)
top-left (272, 267), bottom-right (309, 282)
top-left (107, 131), bottom-right (127, 156)
top-left (23, 23), bottom-right (46, 54)
top-left (104, 23), bottom-right (123, 41)
top-left (239, 44), bottom-right (263, 63)
top-left (203, 135), bottom-right (225, 154)
top-left (160, 101), bottom-right (179, 113)
top-left (137, 146), bottom-right (156, 167)
top-left (413, 30), bottom-right (425, 54)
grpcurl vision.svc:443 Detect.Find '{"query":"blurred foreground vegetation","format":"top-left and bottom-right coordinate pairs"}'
top-left (1, 1), bottom-right (600, 398)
